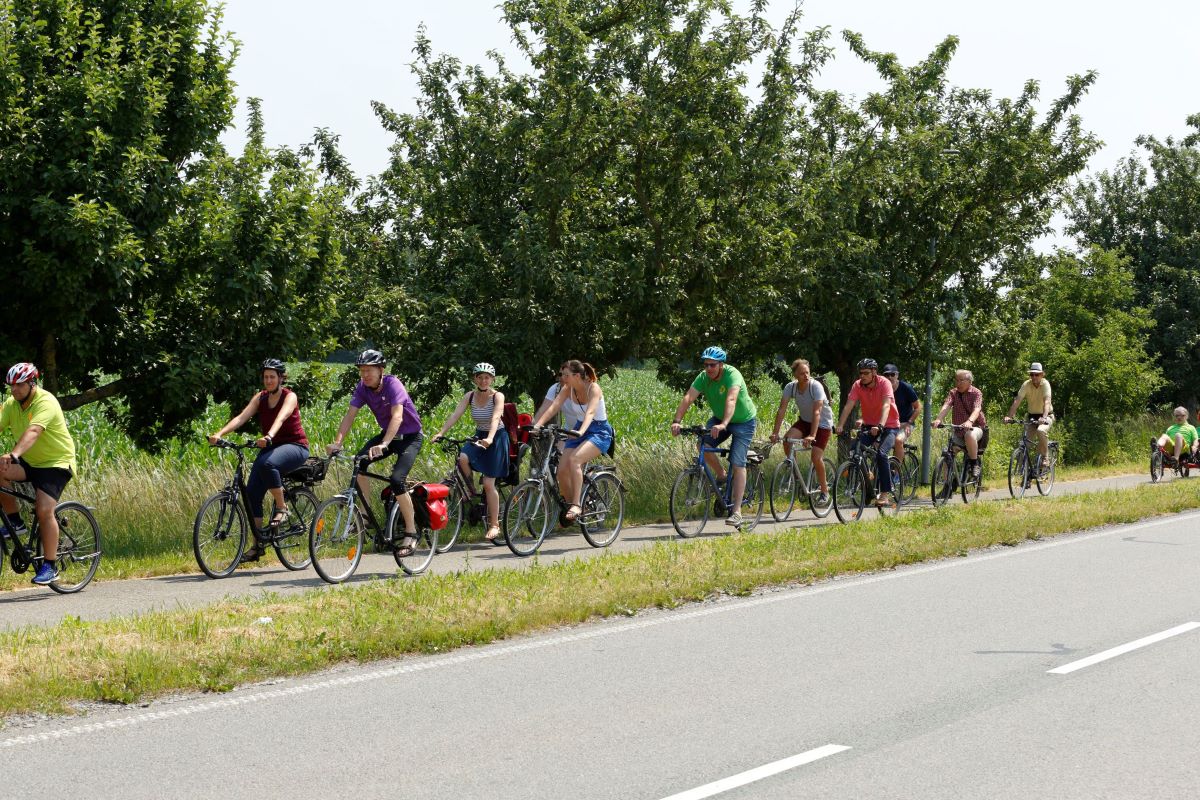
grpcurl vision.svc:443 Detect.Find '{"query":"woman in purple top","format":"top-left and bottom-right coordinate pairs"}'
top-left (327, 349), bottom-right (424, 557)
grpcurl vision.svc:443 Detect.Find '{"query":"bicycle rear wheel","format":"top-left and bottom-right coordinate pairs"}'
top-left (931, 456), bottom-right (955, 508)
top-left (1008, 446), bottom-right (1030, 499)
top-left (1036, 444), bottom-right (1058, 495)
top-left (389, 504), bottom-right (436, 575)
top-left (741, 465), bottom-right (766, 532)
top-left (274, 487), bottom-right (317, 570)
top-left (769, 460), bottom-right (798, 522)
top-left (193, 491), bottom-right (247, 578)
top-left (580, 471), bottom-right (624, 548)
top-left (669, 468), bottom-right (711, 538)
top-left (807, 458), bottom-right (834, 518)
top-left (47, 502), bottom-right (102, 594)
top-left (902, 451), bottom-right (920, 504)
top-left (504, 480), bottom-right (550, 556)
top-left (309, 494), bottom-right (364, 584)
top-left (832, 461), bottom-right (867, 523)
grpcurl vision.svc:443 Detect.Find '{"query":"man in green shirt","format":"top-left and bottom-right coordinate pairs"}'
top-left (1157, 406), bottom-right (1198, 465)
top-left (0, 362), bottom-right (77, 585)
top-left (671, 346), bottom-right (758, 528)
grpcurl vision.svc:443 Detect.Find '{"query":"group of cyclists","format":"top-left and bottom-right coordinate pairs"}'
top-left (0, 344), bottom-right (1196, 589)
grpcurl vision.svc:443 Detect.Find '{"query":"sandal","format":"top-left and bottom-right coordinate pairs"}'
top-left (269, 508), bottom-right (290, 530)
top-left (395, 535), bottom-right (417, 558)
top-left (564, 504), bottom-right (583, 522)
top-left (484, 524), bottom-right (502, 544)
top-left (240, 543), bottom-right (265, 562)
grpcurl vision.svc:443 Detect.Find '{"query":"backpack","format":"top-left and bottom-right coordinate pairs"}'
top-left (502, 402), bottom-right (521, 460)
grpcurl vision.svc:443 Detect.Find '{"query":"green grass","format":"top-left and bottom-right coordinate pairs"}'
top-left (2, 477), bottom-right (1199, 719)
top-left (0, 366), bottom-right (1167, 589)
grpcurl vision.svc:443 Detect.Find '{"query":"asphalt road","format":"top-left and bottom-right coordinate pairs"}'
top-left (0, 472), bottom-right (1154, 630)
top-left (4, 506), bottom-right (1199, 799)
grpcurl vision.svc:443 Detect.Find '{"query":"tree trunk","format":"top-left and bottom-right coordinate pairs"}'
top-left (41, 332), bottom-right (58, 394)
top-left (59, 378), bottom-right (130, 411)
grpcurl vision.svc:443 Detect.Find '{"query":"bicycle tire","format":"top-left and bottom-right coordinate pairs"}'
top-left (309, 494), bottom-right (364, 584)
top-left (832, 461), bottom-right (867, 523)
top-left (769, 459), bottom-right (798, 522)
top-left (47, 502), bottom-right (102, 594)
top-left (807, 458), bottom-right (834, 518)
top-left (193, 490), bottom-right (247, 579)
top-left (1036, 444), bottom-right (1058, 496)
top-left (273, 487), bottom-right (317, 570)
top-left (902, 451), bottom-right (920, 504)
top-left (961, 462), bottom-right (981, 504)
top-left (1150, 450), bottom-right (1164, 483)
top-left (669, 468), bottom-right (711, 538)
top-left (741, 465), bottom-right (766, 531)
top-left (504, 480), bottom-right (549, 556)
top-left (436, 481), bottom-right (466, 553)
top-left (1008, 446), bottom-right (1030, 499)
top-left (931, 455), bottom-right (955, 508)
top-left (388, 502), bottom-right (436, 575)
top-left (580, 471), bottom-right (624, 548)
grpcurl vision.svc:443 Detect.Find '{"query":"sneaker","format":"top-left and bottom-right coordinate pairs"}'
top-left (971, 462), bottom-right (982, 479)
top-left (0, 522), bottom-right (25, 540)
top-left (816, 492), bottom-right (830, 506)
top-left (725, 512), bottom-right (743, 528)
top-left (31, 562), bottom-right (57, 585)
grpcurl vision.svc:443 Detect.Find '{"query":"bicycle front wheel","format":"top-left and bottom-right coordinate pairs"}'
top-left (580, 471), bottom-right (624, 548)
top-left (48, 502), bottom-right (102, 594)
top-left (931, 456), bottom-right (955, 508)
top-left (1036, 445), bottom-right (1058, 496)
top-left (902, 451), bottom-right (920, 504)
top-left (1150, 449), bottom-right (1164, 483)
top-left (833, 461), bottom-right (867, 523)
top-left (193, 491), bottom-right (247, 579)
top-left (769, 460), bottom-right (798, 522)
top-left (741, 465), bottom-right (766, 531)
top-left (504, 480), bottom-right (550, 556)
top-left (961, 462), bottom-right (981, 504)
top-left (807, 458), bottom-right (834, 518)
top-left (436, 482), bottom-right (466, 553)
top-left (1008, 447), bottom-right (1030, 499)
top-left (669, 468), bottom-right (711, 538)
top-left (309, 494), bottom-right (364, 584)
top-left (389, 503), bottom-right (436, 575)
top-left (274, 487), bottom-right (317, 570)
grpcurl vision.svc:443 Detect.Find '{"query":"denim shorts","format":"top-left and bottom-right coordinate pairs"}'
top-left (565, 420), bottom-right (614, 454)
top-left (705, 417), bottom-right (757, 468)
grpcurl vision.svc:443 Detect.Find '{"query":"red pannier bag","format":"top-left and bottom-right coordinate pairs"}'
top-left (418, 482), bottom-right (450, 531)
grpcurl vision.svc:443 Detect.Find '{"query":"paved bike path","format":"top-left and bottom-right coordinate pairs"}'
top-left (0, 472), bottom-right (1155, 630)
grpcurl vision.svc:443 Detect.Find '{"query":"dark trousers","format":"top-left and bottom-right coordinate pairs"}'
top-left (859, 428), bottom-right (899, 493)
top-left (247, 443), bottom-right (309, 520)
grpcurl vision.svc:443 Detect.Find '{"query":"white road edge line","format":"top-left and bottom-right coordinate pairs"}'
top-left (4, 510), bottom-right (1198, 750)
top-left (1048, 622), bottom-right (1200, 675)
top-left (656, 745), bottom-right (851, 800)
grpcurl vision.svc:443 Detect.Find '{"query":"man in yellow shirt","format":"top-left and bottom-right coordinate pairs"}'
top-left (1004, 362), bottom-right (1054, 473)
top-left (0, 363), bottom-right (77, 585)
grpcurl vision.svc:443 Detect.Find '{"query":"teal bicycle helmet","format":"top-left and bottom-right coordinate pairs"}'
top-left (700, 346), bottom-right (727, 362)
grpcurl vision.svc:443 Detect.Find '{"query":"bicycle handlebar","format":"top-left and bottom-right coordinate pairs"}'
top-left (213, 438), bottom-right (258, 450)
top-left (520, 424), bottom-right (582, 439)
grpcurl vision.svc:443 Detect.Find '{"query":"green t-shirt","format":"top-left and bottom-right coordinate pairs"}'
top-left (1165, 423), bottom-right (1198, 447)
top-left (691, 365), bottom-right (757, 424)
top-left (0, 389), bottom-right (77, 471)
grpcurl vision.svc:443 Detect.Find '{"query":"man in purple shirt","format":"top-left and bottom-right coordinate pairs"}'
top-left (328, 349), bottom-right (424, 556)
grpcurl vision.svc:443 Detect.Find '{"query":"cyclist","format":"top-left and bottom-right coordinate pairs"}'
top-left (1002, 362), bottom-right (1054, 475)
top-left (670, 346), bottom-right (758, 528)
top-left (207, 359), bottom-right (310, 562)
top-left (0, 363), bottom-right (76, 585)
top-left (430, 362), bottom-right (510, 544)
top-left (882, 364), bottom-right (921, 466)
top-left (835, 358), bottom-right (900, 508)
top-left (534, 360), bottom-right (614, 522)
top-left (769, 358), bottom-right (831, 504)
top-left (535, 361), bottom-right (579, 447)
top-left (327, 349), bottom-right (424, 558)
top-left (932, 369), bottom-right (987, 478)
top-left (1155, 407), bottom-right (1198, 465)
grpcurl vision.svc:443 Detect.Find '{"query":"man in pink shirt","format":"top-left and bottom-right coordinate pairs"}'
top-left (835, 358), bottom-right (900, 508)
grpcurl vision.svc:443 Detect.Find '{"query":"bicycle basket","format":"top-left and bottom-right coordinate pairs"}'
top-left (746, 440), bottom-right (774, 465)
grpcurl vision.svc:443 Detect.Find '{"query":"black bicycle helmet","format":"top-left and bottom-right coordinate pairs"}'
top-left (260, 358), bottom-right (287, 376)
top-left (857, 358), bottom-right (879, 371)
top-left (355, 349), bottom-right (385, 366)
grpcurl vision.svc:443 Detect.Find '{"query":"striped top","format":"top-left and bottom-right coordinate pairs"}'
top-left (470, 391), bottom-right (496, 431)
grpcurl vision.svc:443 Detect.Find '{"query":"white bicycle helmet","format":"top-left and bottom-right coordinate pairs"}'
top-left (6, 363), bottom-right (38, 385)
top-left (473, 362), bottom-right (496, 376)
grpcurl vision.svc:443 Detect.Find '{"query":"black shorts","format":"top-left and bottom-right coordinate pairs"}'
top-left (356, 432), bottom-right (423, 493)
top-left (17, 458), bottom-right (72, 501)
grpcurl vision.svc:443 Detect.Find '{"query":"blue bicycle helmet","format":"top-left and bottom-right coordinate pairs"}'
top-left (700, 346), bottom-right (728, 363)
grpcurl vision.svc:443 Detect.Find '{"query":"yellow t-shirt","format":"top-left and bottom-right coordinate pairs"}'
top-left (1016, 379), bottom-right (1052, 416)
top-left (0, 389), bottom-right (77, 471)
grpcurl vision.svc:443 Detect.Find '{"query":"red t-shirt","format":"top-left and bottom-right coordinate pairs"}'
top-left (848, 378), bottom-right (900, 428)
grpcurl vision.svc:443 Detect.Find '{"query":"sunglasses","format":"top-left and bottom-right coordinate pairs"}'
top-left (703, 362), bottom-right (721, 368)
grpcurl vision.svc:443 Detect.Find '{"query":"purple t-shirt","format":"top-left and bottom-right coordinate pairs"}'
top-left (350, 375), bottom-right (422, 435)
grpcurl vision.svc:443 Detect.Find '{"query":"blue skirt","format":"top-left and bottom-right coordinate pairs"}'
top-left (565, 420), bottom-right (614, 454)
top-left (465, 428), bottom-right (511, 479)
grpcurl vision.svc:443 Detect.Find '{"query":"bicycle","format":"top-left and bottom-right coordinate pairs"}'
top-left (899, 441), bottom-right (920, 505)
top-left (929, 424), bottom-right (983, 507)
top-left (0, 481), bottom-right (101, 593)
top-left (1005, 419), bottom-right (1059, 498)
top-left (668, 425), bottom-right (768, 537)
top-left (431, 434), bottom-right (513, 552)
top-left (308, 450), bottom-right (438, 583)
top-left (768, 437), bottom-right (833, 521)
top-left (192, 440), bottom-right (324, 578)
top-left (503, 425), bottom-right (625, 556)
top-left (1149, 439), bottom-right (1195, 483)
top-left (831, 428), bottom-right (903, 522)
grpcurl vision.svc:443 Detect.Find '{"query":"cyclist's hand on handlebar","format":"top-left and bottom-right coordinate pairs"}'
top-left (932, 420), bottom-right (942, 429)
top-left (325, 443), bottom-right (343, 456)
top-left (1003, 416), bottom-right (1013, 424)
top-left (368, 444), bottom-right (386, 460)
top-left (869, 425), bottom-right (881, 436)
top-left (710, 422), bottom-right (727, 438)
top-left (769, 433), bottom-right (780, 444)
top-left (670, 422), bottom-right (681, 437)
top-left (961, 420), bottom-right (974, 430)
top-left (430, 433), bottom-right (442, 443)
top-left (207, 434), bottom-right (220, 446)
top-left (254, 437), bottom-right (269, 449)
top-left (477, 437), bottom-right (492, 449)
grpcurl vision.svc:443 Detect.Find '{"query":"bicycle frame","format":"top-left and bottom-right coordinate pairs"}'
top-left (214, 440), bottom-right (318, 541)
top-left (683, 427), bottom-right (744, 511)
top-left (0, 482), bottom-right (45, 571)
top-left (331, 452), bottom-right (396, 544)
top-left (781, 438), bottom-right (824, 498)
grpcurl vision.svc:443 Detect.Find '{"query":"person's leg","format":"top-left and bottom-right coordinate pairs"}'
top-left (458, 452), bottom-right (475, 495)
top-left (893, 428), bottom-right (907, 463)
top-left (566, 441), bottom-right (602, 509)
top-left (782, 422), bottom-right (805, 459)
top-left (876, 429), bottom-right (897, 497)
top-left (727, 420), bottom-right (756, 513)
top-left (264, 444), bottom-right (308, 526)
top-left (354, 434), bottom-right (384, 508)
top-left (246, 449), bottom-right (274, 530)
top-left (389, 435), bottom-right (423, 539)
top-left (482, 475), bottom-right (499, 531)
top-left (702, 418), bottom-right (728, 483)
top-left (965, 427), bottom-right (979, 462)
top-left (1037, 419), bottom-right (1051, 459)
top-left (0, 461), bottom-right (26, 523)
top-left (34, 488), bottom-right (59, 568)
top-left (1174, 433), bottom-right (1185, 460)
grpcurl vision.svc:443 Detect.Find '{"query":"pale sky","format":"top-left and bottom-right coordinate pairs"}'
top-left (221, 0), bottom-right (1198, 238)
